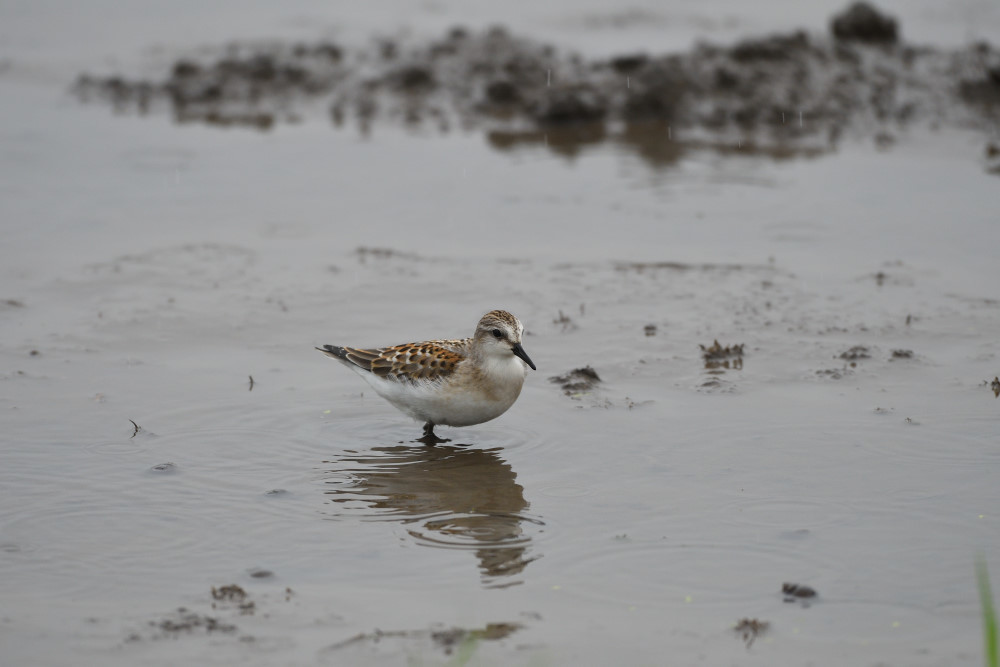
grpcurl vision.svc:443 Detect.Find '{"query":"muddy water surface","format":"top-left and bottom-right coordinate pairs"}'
top-left (2, 3), bottom-right (1000, 666)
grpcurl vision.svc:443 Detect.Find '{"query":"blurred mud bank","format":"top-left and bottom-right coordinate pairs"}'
top-left (73, 3), bottom-right (999, 165)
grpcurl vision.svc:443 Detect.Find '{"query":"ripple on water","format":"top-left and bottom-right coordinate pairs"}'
top-left (851, 418), bottom-right (1000, 468)
top-left (718, 497), bottom-right (860, 530)
top-left (82, 436), bottom-right (154, 456)
top-left (558, 539), bottom-right (828, 607)
top-left (321, 443), bottom-right (544, 588)
top-left (0, 495), bottom-right (231, 598)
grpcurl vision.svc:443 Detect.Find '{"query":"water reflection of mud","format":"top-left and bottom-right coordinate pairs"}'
top-left (322, 445), bottom-right (540, 588)
top-left (73, 3), bottom-right (1000, 172)
top-left (488, 121), bottom-right (826, 169)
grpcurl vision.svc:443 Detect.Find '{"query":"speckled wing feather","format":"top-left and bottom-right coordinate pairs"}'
top-left (318, 339), bottom-right (469, 383)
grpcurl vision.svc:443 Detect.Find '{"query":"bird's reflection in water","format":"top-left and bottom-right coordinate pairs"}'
top-left (322, 444), bottom-right (541, 588)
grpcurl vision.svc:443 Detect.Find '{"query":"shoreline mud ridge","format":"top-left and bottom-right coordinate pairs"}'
top-left (72, 2), bottom-right (999, 161)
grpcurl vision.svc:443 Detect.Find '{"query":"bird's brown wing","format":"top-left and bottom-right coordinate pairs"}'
top-left (317, 338), bottom-right (469, 383)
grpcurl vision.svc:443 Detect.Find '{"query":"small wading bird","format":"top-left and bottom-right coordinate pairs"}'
top-left (317, 310), bottom-right (536, 444)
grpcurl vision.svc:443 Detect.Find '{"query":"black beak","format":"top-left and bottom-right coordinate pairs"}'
top-left (511, 342), bottom-right (536, 370)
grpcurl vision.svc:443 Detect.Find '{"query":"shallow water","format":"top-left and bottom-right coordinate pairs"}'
top-left (2, 3), bottom-right (1000, 666)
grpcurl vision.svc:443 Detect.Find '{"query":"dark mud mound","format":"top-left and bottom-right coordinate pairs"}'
top-left (700, 340), bottom-right (744, 370)
top-left (74, 3), bottom-right (1000, 162)
top-left (782, 582), bottom-right (818, 607)
top-left (830, 2), bottom-right (898, 44)
top-left (734, 618), bottom-right (770, 648)
top-left (839, 345), bottom-right (871, 361)
top-left (549, 366), bottom-right (601, 396)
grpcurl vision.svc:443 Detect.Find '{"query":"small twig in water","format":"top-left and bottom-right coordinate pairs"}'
top-left (129, 419), bottom-right (141, 438)
top-left (248, 375), bottom-right (255, 391)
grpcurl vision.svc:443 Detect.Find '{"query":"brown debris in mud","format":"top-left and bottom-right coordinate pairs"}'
top-left (549, 366), bottom-right (601, 396)
top-left (432, 623), bottom-right (521, 654)
top-left (326, 622), bottom-right (522, 655)
top-left (734, 618), bottom-right (770, 648)
top-left (129, 585), bottom-right (291, 643)
top-left (890, 349), bottom-right (913, 359)
top-left (839, 345), bottom-right (871, 360)
top-left (816, 367), bottom-right (850, 379)
top-left (990, 376), bottom-right (1000, 398)
top-left (782, 582), bottom-right (818, 605)
top-left (644, 324), bottom-right (657, 337)
top-left (72, 3), bottom-right (1000, 164)
top-left (149, 609), bottom-right (237, 637)
top-left (211, 584), bottom-right (247, 602)
top-left (211, 584), bottom-right (256, 615)
top-left (553, 309), bottom-right (577, 332)
top-left (700, 340), bottom-right (744, 370)
top-left (986, 142), bottom-right (1000, 175)
top-left (354, 246), bottom-right (420, 262)
top-left (700, 340), bottom-right (744, 360)
top-left (615, 261), bottom-right (748, 273)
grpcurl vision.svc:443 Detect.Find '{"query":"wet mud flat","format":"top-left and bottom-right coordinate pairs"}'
top-left (3, 242), bottom-right (999, 665)
top-left (73, 2), bottom-right (1000, 171)
top-left (2, 2), bottom-right (1000, 665)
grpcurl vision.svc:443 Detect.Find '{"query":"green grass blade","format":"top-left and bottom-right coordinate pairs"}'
top-left (978, 557), bottom-right (998, 667)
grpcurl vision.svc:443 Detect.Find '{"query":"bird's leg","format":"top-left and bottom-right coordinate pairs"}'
top-left (417, 422), bottom-right (450, 446)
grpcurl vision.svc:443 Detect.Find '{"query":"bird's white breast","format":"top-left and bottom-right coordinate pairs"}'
top-left (348, 356), bottom-right (527, 427)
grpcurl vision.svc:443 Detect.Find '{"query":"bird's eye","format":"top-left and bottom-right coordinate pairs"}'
top-left (491, 328), bottom-right (503, 339)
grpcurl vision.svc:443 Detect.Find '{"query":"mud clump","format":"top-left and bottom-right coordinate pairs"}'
top-left (730, 31), bottom-right (812, 62)
top-left (211, 584), bottom-right (247, 602)
top-left (782, 582), bottom-right (817, 606)
top-left (532, 88), bottom-right (607, 126)
top-left (890, 349), bottom-right (913, 359)
top-left (987, 143), bottom-right (1000, 175)
top-left (644, 324), bottom-right (657, 337)
top-left (610, 54), bottom-right (649, 73)
top-left (700, 340), bottom-right (744, 370)
top-left (549, 367), bottom-right (601, 396)
top-left (839, 345), bottom-right (871, 360)
top-left (248, 568), bottom-right (274, 579)
top-left (700, 340), bottom-right (744, 360)
top-left (734, 618), bottom-right (770, 647)
top-left (830, 2), bottom-right (899, 44)
top-left (151, 609), bottom-right (236, 637)
top-left (390, 65), bottom-right (436, 93)
top-left (211, 584), bottom-right (255, 615)
top-left (485, 80), bottom-right (520, 104)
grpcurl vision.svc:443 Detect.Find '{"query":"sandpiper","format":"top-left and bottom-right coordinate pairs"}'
top-left (317, 310), bottom-right (535, 443)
